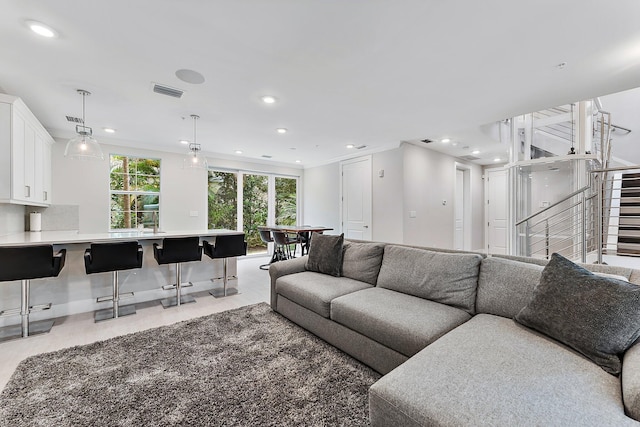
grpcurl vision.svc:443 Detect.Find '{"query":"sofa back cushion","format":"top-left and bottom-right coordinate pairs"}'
top-left (341, 241), bottom-right (385, 285)
top-left (376, 245), bottom-right (482, 314)
top-left (476, 257), bottom-right (543, 318)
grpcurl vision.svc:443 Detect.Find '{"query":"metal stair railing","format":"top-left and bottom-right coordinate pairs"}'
top-left (516, 165), bottom-right (640, 263)
top-left (515, 185), bottom-right (596, 262)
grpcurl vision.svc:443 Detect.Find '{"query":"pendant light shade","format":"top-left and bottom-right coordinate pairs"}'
top-left (183, 115), bottom-right (208, 170)
top-left (64, 90), bottom-right (104, 160)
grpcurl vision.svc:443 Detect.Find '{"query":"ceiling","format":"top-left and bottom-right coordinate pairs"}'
top-left (2, 1), bottom-right (640, 168)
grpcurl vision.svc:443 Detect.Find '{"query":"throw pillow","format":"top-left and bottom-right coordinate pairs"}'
top-left (514, 253), bottom-right (640, 375)
top-left (305, 233), bottom-right (344, 277)
top-left (341, 241), bottom-right (385, 285)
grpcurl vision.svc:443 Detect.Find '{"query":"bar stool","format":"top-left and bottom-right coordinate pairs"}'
top-left (203, 234), bottom-right (247, 297)
top-left (0, 245), bottom-right (66, 341)
top-left (273, 231), bottom-right (299, 261)
top-left (153, 236), bottom-right (202, 308)
top-left (258, 228), bottom-right (274, 270)
top-left (84, 241), bottom-right (143, 322)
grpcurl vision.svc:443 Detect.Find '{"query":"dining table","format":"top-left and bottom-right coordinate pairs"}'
top-left (258, 225), bottom-right (333, 262)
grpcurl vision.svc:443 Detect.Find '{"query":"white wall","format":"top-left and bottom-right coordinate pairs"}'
top-left (302, 144), bottom-right (484, 249)
top-left (303, 162), bottom-right (341, 233)
top-left (52, 139), bottom-right (302, 233)
top-left (402, 143), bottom-right (484, 249)
top-left (372, 148), bottom-right (403, 243)
top-left (0, 204), bottom-right (25, 236)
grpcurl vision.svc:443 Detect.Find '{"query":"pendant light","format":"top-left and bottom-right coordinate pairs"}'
top-left (184, 114), bottom-right (208, 170)
top-left (64, 89), bottom-right (104, 160)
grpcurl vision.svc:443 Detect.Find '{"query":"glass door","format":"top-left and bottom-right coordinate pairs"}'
top-left (208, 170), bottom-right (237, 230)
top-left (243, 173), bottom-right (269, 254)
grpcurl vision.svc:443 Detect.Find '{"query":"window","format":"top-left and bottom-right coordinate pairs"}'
top-left (208, 170), bottom-right (237, 230)
top-left (110, 155), bottom-right (160, 230)
top-left (208, 169), bottom-right (299, 254)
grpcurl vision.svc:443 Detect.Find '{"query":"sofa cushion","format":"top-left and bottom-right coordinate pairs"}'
top-left (331, 287), bottom-right (471, 357)
top-left (275, 271), bottom-right (372, 318)
top-left (476, 257), bottom-right (543, 318)
top-left (369, 314), bottom-right (637, 427)
top-left (515, 253), bottom-right (640, 375)
top-left (305, 233), bottom-right (344, 277)
top-left (341, 241), bottom-right (385, 285)
top-left (376, 245), bottom-right (482, 314)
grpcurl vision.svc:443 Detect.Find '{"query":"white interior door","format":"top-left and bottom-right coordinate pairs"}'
top-left (486, 168), bottom-right (508, 254)
top-left (454, 169), bottom-right (464, 250)
top-left (341, 156), bottom-right (372, 240)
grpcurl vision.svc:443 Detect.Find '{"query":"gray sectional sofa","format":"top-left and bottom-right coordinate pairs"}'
top-left (269, 238), bottom-right (640, 426)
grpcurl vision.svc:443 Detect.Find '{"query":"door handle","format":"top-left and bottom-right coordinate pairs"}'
top-left (363, 225), bottom-right (369, 228)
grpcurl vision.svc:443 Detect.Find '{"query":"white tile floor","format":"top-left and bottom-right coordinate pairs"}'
top-left (0, 255), bottom-right (272, 392)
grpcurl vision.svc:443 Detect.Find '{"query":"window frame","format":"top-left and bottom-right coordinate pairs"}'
top-left (109, 154), bottom-right (161, 231)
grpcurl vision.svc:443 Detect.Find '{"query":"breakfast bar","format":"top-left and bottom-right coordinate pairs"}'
top-left (0, 229), bottom-right (244, 328)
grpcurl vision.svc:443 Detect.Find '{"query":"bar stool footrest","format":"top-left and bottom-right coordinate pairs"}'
top-left (0, 319), bottom-right (54, 342)
top-left (161, 282), bottom-right (193, 291)
top-left (95, 304), bottom-right (136, 322)
top-left (96, 292), bottom-right (134, 303)
top-left (30, 303), bottom-right (52, 312)
top-left (0, 307), bottom-right (21, 317)
top-left (210, 276), bottom-right (238, 282)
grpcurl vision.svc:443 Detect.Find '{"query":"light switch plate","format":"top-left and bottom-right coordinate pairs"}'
top-left (189, 211), bottom-right (198, 217)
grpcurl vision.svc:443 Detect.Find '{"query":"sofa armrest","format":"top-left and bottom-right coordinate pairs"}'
top-left (269, 256), bottom-right (308, 310)
top-left (623, 340), bottom-right (640, 421)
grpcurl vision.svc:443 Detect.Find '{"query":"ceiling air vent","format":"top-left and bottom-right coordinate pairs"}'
top-left (152, 83), bottom-right (184, 98)
top-left (420, 139), bottom-right (433, 144)
top-left (458, 155), bottom-right (480, 161)
top-left (66, 115), bottom-right (83, 123)
top-left (355, 145), bottom-right (368, 150)
top-left (261, 155), bottom-right (273, 159)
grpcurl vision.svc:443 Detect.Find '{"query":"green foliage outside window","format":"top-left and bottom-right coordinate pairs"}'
top-left (208, 171), bottom-right (237, 230)
top-left (276, 177), bottom-right (297, 226)
top-left (110, 155), bottom-right (160, 230)
top-left (207, 170), bottom-right (298, 254)
top-left (243, 174), bottom-right (268, 250)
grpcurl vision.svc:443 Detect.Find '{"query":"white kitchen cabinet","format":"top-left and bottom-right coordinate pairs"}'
top-left (0, 94), bottom-right (54, 206)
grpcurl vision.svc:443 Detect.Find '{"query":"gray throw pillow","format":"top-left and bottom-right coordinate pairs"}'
top-left (305, 233), bottom-right (344, 277)
top-left (515, 253), bottom-right (640, 375)
top-left (341, 241), bottom-right (385, 285)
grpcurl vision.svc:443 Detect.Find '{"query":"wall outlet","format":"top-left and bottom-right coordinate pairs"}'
top-left (189, 211), bottom-right (199, 217)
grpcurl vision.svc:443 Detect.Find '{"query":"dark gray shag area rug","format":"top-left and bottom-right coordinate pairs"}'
top-left (0, 303), bottom-right (381, 426)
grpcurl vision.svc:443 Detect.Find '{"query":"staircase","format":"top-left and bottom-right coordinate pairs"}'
top-left (618, 173), bottom-right (640, 256)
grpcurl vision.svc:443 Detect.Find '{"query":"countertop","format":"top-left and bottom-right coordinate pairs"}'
top-left (0, 229), bottom-right (243, 246)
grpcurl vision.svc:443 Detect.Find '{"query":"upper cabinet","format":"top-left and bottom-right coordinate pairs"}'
top-left (0, 94), bottom-right (54, 206)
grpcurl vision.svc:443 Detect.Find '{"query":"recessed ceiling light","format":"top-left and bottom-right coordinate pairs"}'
top-left (26, 20), bottom-right (57, 38)
top-left (261, 95), bottom-right (276, 104)
top-left (452, 142), bottom-right (458, 146)
top-left (276, 128), bottom-right (287, 134)
top-left (235, 150), bottom-right (243, 154)
top-left (179, 140), bottom-right (189, 145)
top-left (441, 138), bottom-right (450, 143)
top-left (346, 144), bottom-right (355, 149)
top-left (295, 160), bottom-right (301, 163)
top-left (494, 157), bottom-right (501, 162)
top-left (472, 150), bottom-right (480, 155)
top-left (103, 127), bottom-right (116, 133)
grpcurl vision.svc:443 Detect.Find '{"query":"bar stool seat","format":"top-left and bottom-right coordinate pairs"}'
top-left (153, 236), bottom-right (202, 308)
top-left (203, 234), bottom-right (247, 297)
top-left (84, 241), bottom-right (143, 322)
top-left (0, 245), bottom-right (66, 341)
